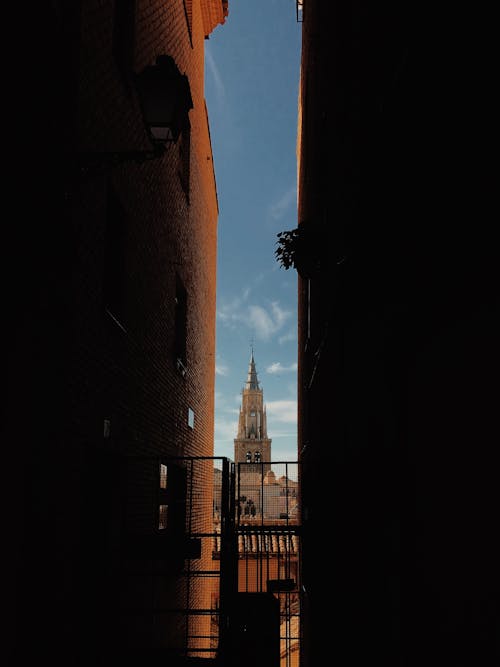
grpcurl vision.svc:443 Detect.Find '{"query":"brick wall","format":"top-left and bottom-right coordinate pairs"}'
top-left (16, 1), bottom-right (226, 662)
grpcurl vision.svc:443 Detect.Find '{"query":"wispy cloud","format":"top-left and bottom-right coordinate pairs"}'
top-left (215, 356), bottom-right (229, 377)
top-left (218, 295), bottom-right (292, 342)
top-left (266, 400), bottom-right (297, 424)
top-left (217, 288), bottom-right (251, 328)
top-left (205, 47), bottom-right (225, 100)
top-left (266, 361), bottom-right (297, 374)
top-left (269, 186), bottom-right (297, 221)
top-left (248, 302), bottom-right (292, 340)
top-left (278, 330), bottom-right (296, 344)
top-left (271, 302), bottom-right (290, 328)
top-left (247, 305), bottom-right (275, 340)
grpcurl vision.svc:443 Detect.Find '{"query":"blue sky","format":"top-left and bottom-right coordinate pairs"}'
top-left (204, 2), bottom-right (302, 462)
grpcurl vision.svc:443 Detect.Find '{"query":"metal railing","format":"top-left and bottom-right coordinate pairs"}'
top-left (121, 455), bottom-right (235, 661)
top-left (120, 456), bottom-right (301, 665)
top-left (235, 461), bottom-right (302, 667)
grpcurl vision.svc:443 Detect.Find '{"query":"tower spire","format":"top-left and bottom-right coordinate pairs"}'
top-left (245, 348), bottom-right (260, 390)
top-left (235, 349), bottom-right (272, 474)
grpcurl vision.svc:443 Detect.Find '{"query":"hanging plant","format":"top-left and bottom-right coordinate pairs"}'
top-left (275, 222), bottom-right (320, 278)
top-left (275, 228), bottom-right (300, 270)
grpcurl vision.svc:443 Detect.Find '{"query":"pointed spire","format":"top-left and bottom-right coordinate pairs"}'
top-left (245, 348), bottom-right (260, 390)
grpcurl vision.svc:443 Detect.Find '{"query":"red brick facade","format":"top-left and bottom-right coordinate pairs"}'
top-left (14, 1), bottom-right (227, 663)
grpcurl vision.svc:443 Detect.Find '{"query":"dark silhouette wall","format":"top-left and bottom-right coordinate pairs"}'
top-left (297, 3), bottom-right (498, 666)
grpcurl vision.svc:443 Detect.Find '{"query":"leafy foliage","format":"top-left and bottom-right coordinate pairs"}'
top-left (275, 223), bottom-right (320, 277)
top-left (275, 228), bottom-right (301, 270)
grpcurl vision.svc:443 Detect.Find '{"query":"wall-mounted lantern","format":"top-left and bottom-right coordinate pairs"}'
top-left (79, 55), bottom-right (193, 171)
top-left (135, 55), bottom-right (193, 145)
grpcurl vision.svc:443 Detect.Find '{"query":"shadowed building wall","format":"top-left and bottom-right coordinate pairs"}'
top-left (13, 1), bottom-right (228, 664)
top-left (296, 3), bottom-right (498, 667)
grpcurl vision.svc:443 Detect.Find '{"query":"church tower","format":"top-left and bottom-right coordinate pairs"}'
top-left (234, 350), bottom-right (272, 474)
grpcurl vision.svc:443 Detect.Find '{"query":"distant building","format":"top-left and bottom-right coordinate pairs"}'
top-left (231, 352), bottom-right (299, 520)
top-left (234, 350), bottom-right (272, 473)
top-left (213, 352), bottom-right (300, 665)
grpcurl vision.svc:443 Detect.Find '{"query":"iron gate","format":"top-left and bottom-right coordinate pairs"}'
top-left (120, 456), bottom-right (300, 665)
top-left (234, 461), bottom-right (301, 667)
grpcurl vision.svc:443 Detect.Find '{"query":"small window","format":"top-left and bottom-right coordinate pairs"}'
top-left (250, 411), bottom-right (256, 417)
top-left (161, 464), bottom-right (187, 539)
top-left (254, 451), bottom-right (261, 463)
top-left (160, 464), bottom-right (168, 489)
top-left (246, 451), bottom-right (252, 463)
top-left (188, 407), bottom-right (194, 429)
top-left (159, 504), bottom-right (168, 530)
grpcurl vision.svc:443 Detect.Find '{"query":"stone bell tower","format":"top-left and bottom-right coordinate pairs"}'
top-left (234, 349), bottom-right (272, 475)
